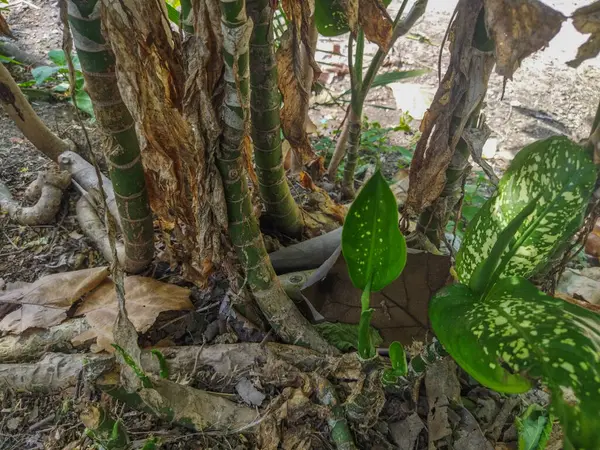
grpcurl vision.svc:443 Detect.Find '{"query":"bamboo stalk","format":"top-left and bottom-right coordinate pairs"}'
top-left (217, 0), bottom-right (336, 354)
top-left (67, 0), bottom-right (154, 273)
top-left (247, 0), bottom-right (303, 236)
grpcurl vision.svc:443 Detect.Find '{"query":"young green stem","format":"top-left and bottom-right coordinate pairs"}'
top-left (340, 0), bottom-right (421, 197)
top-left (357, 276), bottom-right (374, 359)
top-left (341, 30), bottom-right (364, 198)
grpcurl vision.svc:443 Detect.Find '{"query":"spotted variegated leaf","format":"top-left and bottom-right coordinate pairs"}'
top-left (429, 277), bottom-right (600, 449)
top-left (342, 170), bottom-right (407, 292)
top-left (456, 136), bottom-right (596, 286)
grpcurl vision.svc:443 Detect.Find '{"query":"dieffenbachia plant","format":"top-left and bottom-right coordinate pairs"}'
top-left (429, 136), bottom-right (600, 449)
top-left (342, 170), bottom-right (407, 361)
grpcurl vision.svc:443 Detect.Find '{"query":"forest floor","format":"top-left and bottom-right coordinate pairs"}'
top-left (0, 0), bottom-right (599, 449)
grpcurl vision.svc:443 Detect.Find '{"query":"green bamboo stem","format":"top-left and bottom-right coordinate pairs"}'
top-left (315, 376), bottom-right (358, 450)
top-left (247, 0), bottom-right (303, 237)
top-left (68, 0), bottom-right (153, 273)
top-left (217, 0), bottom-right (337, 355)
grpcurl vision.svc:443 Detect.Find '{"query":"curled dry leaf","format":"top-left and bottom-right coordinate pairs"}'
top-left (0, 267), bottom-right (110, 333)
top-left (406, 0), bottom-right (484, 215)
top-left (568, 1), bottom-right (600, 68)
top-left (278, 0), bottom-right (319, 167)
top-left (301, 187), bottom-right (347, 237)
top-left (73, 276), bottom-right (193, 353)
top-left (276, 29), bottom-right (317, 167)
top-left (359, 0), bottom-right (393, 51)
top-left (299, 171), bottom-right (318, 191)
top-left (484, 0), bottom-right (565, 78)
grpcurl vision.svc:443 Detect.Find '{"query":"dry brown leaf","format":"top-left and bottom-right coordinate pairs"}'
top-left (568, 1), bottom-right (600, 68)
top-left (585, 221), bottom-right (600, 258)
top-left (405, 0), bottom-right (484, 215)
top-left (302, 252), bottom-right (451, 345)
top-left (0, 267), bottom-right (110, 333)
top-left (299, 171), bottom-right (317, 191)
top-left (359, 0), bottom-right (393, 51)
top-left (278, 0), bottom-right (319, 167)
top-left (73, 276), bottom-right (192, 352)
top-left (0, 12), bottom-right (12, 38)
top-left (301, 188), bottom-right (347, 238)
top-left (341, 0), bottom-right (359, 34)
top-left (484, 0), bottom-right (565, 78)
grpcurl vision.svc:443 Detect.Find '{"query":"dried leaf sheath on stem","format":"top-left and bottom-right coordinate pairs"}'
top-left (217, 0), bottom-right (336, 354)
top-left (67, 0), bottom-right (154, 273)
top-left (247, 0), bottom-right (303, 237)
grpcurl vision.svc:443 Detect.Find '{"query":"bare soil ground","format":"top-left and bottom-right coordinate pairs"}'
top-left (0, 1), bottom-right (598, 449)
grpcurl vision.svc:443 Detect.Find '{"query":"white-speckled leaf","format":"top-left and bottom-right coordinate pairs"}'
top-left (342, 170), bottom-right (407, 292)
top-left (429, 277), bottom-right (600, 449)
top-left (456, 136), bottom-right (596, 285)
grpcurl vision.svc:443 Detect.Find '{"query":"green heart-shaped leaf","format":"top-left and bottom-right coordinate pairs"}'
top-left (342, 170), bottom-right (407, 292)
top-left (456, 136), bottom-right (596, 286)
top-left (429, 277), bottom-right (600, 449)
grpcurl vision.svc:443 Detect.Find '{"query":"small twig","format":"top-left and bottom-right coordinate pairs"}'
top-left (2, 230), bottom-right (19, 250)
top-left (28, 413), bottom-right (56, 432)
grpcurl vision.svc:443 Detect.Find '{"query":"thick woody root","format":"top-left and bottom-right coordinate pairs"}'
top-left (0, 62), bottom-right (71, 161)
top-left (0, 317), bottom-right (90, 363)
top-left (75, 193), bottom-right (129, 269)
top-left (0, 168), bottom-right (71, 225)
top-left (0, 343), bottom-right (333, 432)
top-left (59, 151), bottom-right (121, 228)
top-left (0, 342), bottom-right (370, 444)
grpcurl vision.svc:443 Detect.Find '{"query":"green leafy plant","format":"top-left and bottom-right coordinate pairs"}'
top-left (382, 341), bottom-right (408, 384)
top-left (315, 321), bottom-right (383, 352)
top-left (151, 349), bottom-right (169, 379)
top-left (516, 404), bottom-right (553, 450)
top-left (112, 344), bottom-right (153, 388)
top-left (429, 136), bottom-right (600, 449)
top-left (342, 169), bottom-right (407, 359)
top-left (320, 120), bottom-right (413, 181)
top-left (29, 49), bottom-right (94, 118)
top-left (446, 170), bottom-right (494, 242)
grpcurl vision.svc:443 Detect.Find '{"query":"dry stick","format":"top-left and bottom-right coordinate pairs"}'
top-left (59, 0), bottom-right (142, 390)
top-left (0, 62), bottom-right (70, 160)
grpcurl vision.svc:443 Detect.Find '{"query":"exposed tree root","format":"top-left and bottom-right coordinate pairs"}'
top-left (0, 168), bottom-right (71, 225)
top-left (59, 150), bottom-right (120, 229)
top-left (0, 317), bottom-right (90, 363)
top-left (0, 39), bottom-right (49, 67)
top-left (0, 62), bottom-right (71, 161)
top-left (75, 193), bottom-right (132, 270)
